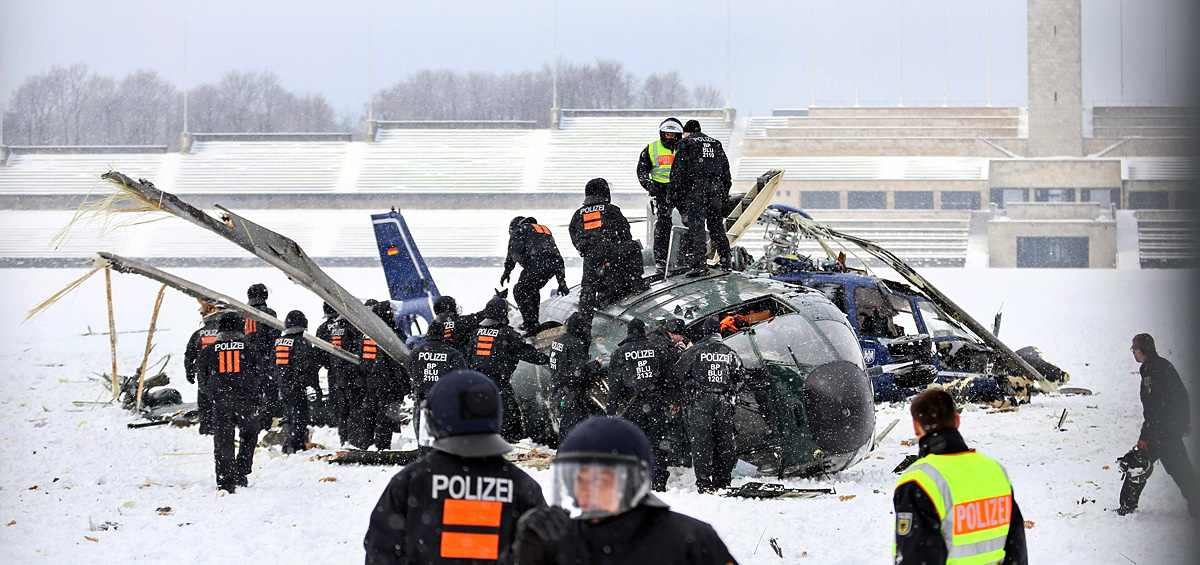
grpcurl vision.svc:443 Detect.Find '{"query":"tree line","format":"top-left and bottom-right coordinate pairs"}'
top-left (2, 61), bottom-right (722, 148)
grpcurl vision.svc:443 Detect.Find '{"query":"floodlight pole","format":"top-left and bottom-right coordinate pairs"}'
top-left (986, 0), bottom-right (992, 107)
top-left (899, 0), bottom-right (904, 107)
top-left (725, 0), bottom-right (731, 108)
top-left (182, 22), bottom-right (189, 133)
top-left (368, 15), bottom-right (374, 122)
top-left (854, 0), bottom-right (860, 107)
top-left (942, 0), bottom-right (948, 107)
top-left (810, 2), bottom-right (816, 107)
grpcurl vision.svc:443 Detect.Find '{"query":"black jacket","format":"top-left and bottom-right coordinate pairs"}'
top-left (548, 320), bottom-right (597, 402)
top-left (636, 145), bottom-right (670, 198)
top-left (360, 333), bottom-right (409, 400)
top-left (467, 319), bottom-right (549, 385)
top-left (314, 315), bottom-right (338, 370)
top-left (439, 308), bottom-right (487, 356)
top-left (606, 332), bottom-right (679, 416)
top-left (675, 334), bottom-right (743, 397)
top-left (514, 496), bottom-right (738, 565)
top-left (568, 203), bottom-right (633, 259)
top-left (184, 313), bottom-right (222, 385)
top-left (245, 301), bottom-right (281, 373)
top-left (1138, 354), bottom-right (1192, 449)
top-left (892, 428), bottom-right (1028, 565)
top-left (364, 449), bottom-right (546, 565)
top-left (407, 337), bottom-right (467, 400)
top-left (196, 329), bottom-right (264, 400)
top-left (272, 328), bottom-right (322, 403)
top-left (504, 223), bottom-right (566, 279)
top-left (669, 133), bottom-right (731, 199)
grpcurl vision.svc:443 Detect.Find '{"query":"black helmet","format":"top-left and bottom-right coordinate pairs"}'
top-left (247, 283), bottom-right (268, 303)
top-left (626, 318), bottom-right (646, 339)
top-left (420, 369), bottom-right (510, 457)
top-left (700, 316), bottom-right (721, 337)
top-left (509, 216), bottom-right (527, 234)
top-left (285, 310), bottom-right (308, 329)
top-left (372, 300), bottom-right (394, 323)
top-left (661, 317), bottom-right (685, 336)
top-left (482, 296), bottom-right (508, 322)
top-left (565, 312), bottom-right (590, 341)
top-left (217, 311), bottom-right (244, 333)
top-left (322, 302), bottom-right (337, 318)
top-left (433, 296), bottom-right (458, 316)
top-left (583, 178), bottom-right (611, 206)
top-left (427, 320), bottom-right (448, 340)
top-left (682, 119), bottom-right (702, 134)
top-left (551, 417), bottom-right (654, 519)
top-left (659, 117), bottom-right (683, 150)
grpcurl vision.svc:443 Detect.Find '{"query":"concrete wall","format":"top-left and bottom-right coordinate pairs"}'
top-left (1027, 0), bottom-right (1083, 157)
top-left (765, 127), bottom-right (1017, 138)
top-left (988, 203), bottom-right (1116, 267)
top-left (1085, 138), bottom-right (1196, 157)
top-left (1004, 202), bottom-right (1109, 220)
top-left (785, 117), bottom-right (1018, 128)
top-left (742, 138), bottom-right (1014, 157)
top-left (989, 159), bottom-right (1121, 189)
top-left (806, 107), bottom-right (1018, 117)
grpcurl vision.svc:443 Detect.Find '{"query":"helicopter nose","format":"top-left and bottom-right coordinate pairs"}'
top-left (804, 360), bottom-right (875, 455)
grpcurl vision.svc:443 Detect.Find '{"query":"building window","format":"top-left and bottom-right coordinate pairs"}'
top-left (1034, 188), bottom-right (1076, 202)
top-left (989, 188), bottom-right (1028, 209)
top-left (802, 191), bottom-right (840, 209)
top-left (1016, 237), bottom-right (1089, 268)
top-left (942, 191), bottom-right (982, 210)
top-left (1175, 191), bottom-right (1197, 210)
top-left (1128, 191), bottom-right (1169, 210)
top-left (1081, 188), bottom-right (1120, 209)
top-left (847, 191), bottom-right (886, 209)
top-left (894, 191), bottom-right (934, 210)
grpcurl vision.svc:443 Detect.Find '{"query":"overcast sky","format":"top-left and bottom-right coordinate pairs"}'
top-left (1, 0), bottom-right (1194, 117)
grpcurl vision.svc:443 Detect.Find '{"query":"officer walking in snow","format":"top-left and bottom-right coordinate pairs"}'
top-left (272, 310), bottom-right (322, 454)
top-left (244, 283), bottom-right (282, 423)
top-left (607, 318), bottom-right (682, 492)
top-left (1116, 333), bottom-right (1199, 517)
top-left (501, 216), bottom-right (570, 334)
top-left (893, 389), bottom-right (1028, 564)
top-left (408, 320), bottom-right (466, 449)
top-left (364, 370), bottom-right (546, 565)
top-left (637, 117), bottom-right (685, 273)
top-left (676, 316), bottom-right (743, 493)
top-left (513, 417), bottom-right (739, 564)
top-left (184, 299), bottom-right (223, 435)
top-left (467, 296), bottom-right (550, 441)
top-left (568, 178), bottom-right (646, 318)
top-left (197, 312), bottom-right (264, 493)
top-left (670, 120), bottom-right (733, 277)
top-left (548, 313), bottom-right (601, 443)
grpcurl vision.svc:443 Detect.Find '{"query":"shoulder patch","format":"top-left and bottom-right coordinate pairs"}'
top-left (896, 512), bottom-right (913, 536)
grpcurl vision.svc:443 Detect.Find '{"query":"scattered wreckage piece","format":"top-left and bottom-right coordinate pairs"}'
top-left (721, 482), bottom-right (837, 499)
top-left (319, 449), bottom-right (421, 466)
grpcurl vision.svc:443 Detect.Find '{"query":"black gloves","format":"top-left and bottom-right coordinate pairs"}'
top-left (186, 372), bottom-right (195, 385)
top-left (500, 271), bottom-right (512, 286)
top-left (513, 506), bottom-right (587, 565)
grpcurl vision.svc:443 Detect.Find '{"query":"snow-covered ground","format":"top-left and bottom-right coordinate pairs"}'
top-left (1, 265), bottom-right (1197, 563)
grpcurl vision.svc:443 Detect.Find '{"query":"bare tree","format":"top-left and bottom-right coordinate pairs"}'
top-left (186, 70), bottom-right (337, 133)
top-left (691, 84), bottom-right (724, 108)
top-left (641, 72), bottom-right (689, 108)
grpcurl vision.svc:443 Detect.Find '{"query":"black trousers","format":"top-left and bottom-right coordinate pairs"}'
top-left (652, 196), bottom-right (677, 266)
top-left (514, 260), bottom-right (561, 329)
top-left (556, 393), bottom-right (591, 444)
top-left (688, 393), bottom-right (737, 491)
top-left (340, 379), bottom-right (367, 446)
top-left (281, 390), bottom-right (310, 452)
top-left (1120, 436), bottom-right (1200, 515)
top-left (211, 395), bottom-right (261, 488)
top-left (498, 380), bottom-right (525, 442)
top-left (627, 396), bottom-right (672, 491)
top-left (197, 377), bottom-right (212, 435)
top-left (682, 187), bottom-right (731, 268)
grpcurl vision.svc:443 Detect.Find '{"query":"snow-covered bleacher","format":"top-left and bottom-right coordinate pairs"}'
top-left (1134, 210), bottom-right (1196, 268)
top-left (741, 210), bottom-right (973, 267)
top-left (357, 127), bottom-right (538, 193)
top-left (535, 111), bottom-right (733, 194)
top-left (174, 140), bottom-right (348, 194)
top-left (1125, 157), bottom-right (1197, 181)
top-left (0, 150), bottom-right (164, 195)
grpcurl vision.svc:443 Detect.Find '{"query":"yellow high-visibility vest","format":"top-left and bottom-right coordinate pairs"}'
top-left (893, 450), bottom-right (1013, 565)
top-left (648, 140), bottom-right (674, 184)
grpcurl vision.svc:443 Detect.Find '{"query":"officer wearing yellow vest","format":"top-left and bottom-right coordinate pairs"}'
top-left (893, 389), bottom-right (1027, 565)
top-left (637, 117), bottom-right (684, 274)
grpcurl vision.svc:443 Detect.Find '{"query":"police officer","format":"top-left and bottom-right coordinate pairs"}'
top-left (244, 283), bottom-right (282, 423)
top-left (568, 178), bottom-right (646, 317)
top-left (329, 311), bottom-right (364, 445)
top-left (364, 370), bottom-right (546, 565)
top-left (894, 389), bottom-right (1028, 564)
top-left (353, 301), bottom-right (410, 450)
top-left (408, 320), bottom-right (466, 448)
top-left (184, 300), bottom-right (223, 435)
top-left (313, 302), bottom-right (339, 428)
top-left (513, 417), bottom-right (739, 564)
top-left (670, 120), bottom-right (732, 276)
top-left (467, 297), bottom-right (550, 442)
top-left (607, 318), bottom-right (681, 492)
top-left (637, 117), bottom-right (685, 273)
top-left (501, 216), bottom-right (570, 334)
top-left (676, 316), bottom-right (743, 493)
top-left (196, 312), bottom-right (263, 493)
top-left (548, 313), bottom-right (600, 443)
top-left (1117, 333), bottom-right (1199, 516)
top-left (273, 310), bottom-right (322, 454)
top-left (435, 295), bottom-right (489, 356)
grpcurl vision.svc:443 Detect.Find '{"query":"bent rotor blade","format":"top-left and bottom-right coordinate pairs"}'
top-left (98, 172), bottom-right (407, 364)
top-left (96, 252), bottom-right (358, 365)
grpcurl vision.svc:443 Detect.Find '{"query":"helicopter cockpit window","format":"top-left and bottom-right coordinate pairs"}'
top-left (752, 314), bottom-right (839, 367)
top-left (917, 301), bottom-right (977, 342)
top-left (687, 296), bottom-right (796, 341)
top-left (854, 286), bottom-right (904, 339)
top-left (811, 282), bottom-right (847, 313)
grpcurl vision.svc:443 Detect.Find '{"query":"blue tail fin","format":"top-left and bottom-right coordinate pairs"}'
top-left (371, 210), bottom-right (439, 332)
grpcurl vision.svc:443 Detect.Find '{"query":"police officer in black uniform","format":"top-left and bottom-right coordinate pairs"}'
top-left (501, 216), bottom-right (570, 334)
top-left (244, 283), bottom-right (282, 423)
top-left (607, 318), bottom-right (681, 492)
top-left (408, 320), bottom-right (466, 449)
top-left (568, 178), bottom-right (647, 317)
top-left (272, 310), bottom-right (322, 454)
top-left (467, 297), bottom-right (550, 442)
top-left (1117, 333), bottom-right (1199, 516)
top-left (548, 313), bottom-right (600, 443)
top-left (365, 370), bottom-right (546, 565)
top-left (312, 302), bottom-right (339, 428)
top-left (435, 295), bottom-right (491, 357)
top-left (513, 417), bottom-right (739, 564)
top-left (637, 117), bottom-right (684, 272)
top-left (196, 312), bottom-right (263, 493)
top-left (353, 301), bottom-right (410, 450)
top-left (329, 311), bottom-right (363, 445)
top-left (670, 120), bottom-right (732, 276)
top-left (184, 300), bottom-right (223, 435)
top-left (676, 317), bottom-right (743, 493)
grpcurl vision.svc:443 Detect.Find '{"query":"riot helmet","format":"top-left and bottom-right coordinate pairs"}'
top-left (418, 369), bottom-right (511, 457)
top-left (550, 417), bottom-right (654, 520)
top-left (659, 117), bottom-right (683, 150)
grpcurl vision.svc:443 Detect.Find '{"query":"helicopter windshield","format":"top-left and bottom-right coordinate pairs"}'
top-left (730, 314), bottom-right (864, 370)
top-left (916, 300), bottom-right (978, 342)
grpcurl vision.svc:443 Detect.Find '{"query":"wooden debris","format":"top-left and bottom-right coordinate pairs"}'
top-left (839, 495), bottom-right (856, 502)
top-left (319, 477), bottom-right (338, 483)
top-left (85, 536), bottom-right (99, 542)
top-left (1024, 520), bottom-right (1035, 529)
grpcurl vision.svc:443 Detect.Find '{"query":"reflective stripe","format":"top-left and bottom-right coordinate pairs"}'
top-left (440, 532), bottom-right (499, 560)
top-left (275, 346), bottom-right (290, 365)
top-left (532, 224), bottom-right (551, 235)
top-left (442, 499), bottom-right (502, 527)
top-left (948, 537), bottom-right (1007, 560)
top-left (905, 462), bottom-right (956, 552)
top-left (245, 319), bottom-right (257, 334)
top-left (896, 453), bottom-right (1013, 565)
top-left (201, 336), bottom-right (216, 346)
top-left (648, 141), bottom-right (674, 183)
